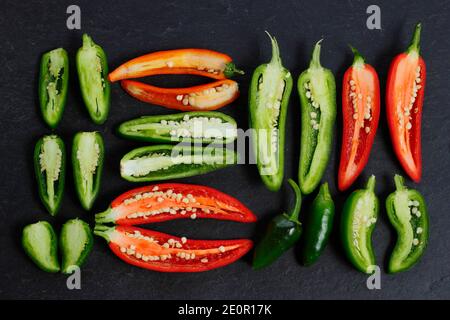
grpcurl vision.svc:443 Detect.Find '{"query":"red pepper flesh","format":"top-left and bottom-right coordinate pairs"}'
top-left (109, 49), bottom-right (243, 82)
top-left (121, 79), bottom-right (239, 111)
top-left (95, 225), bottom-right (253, 272)
top-left (338, 47), bottom-right (380, 191)
top-left (95, 183), bottom-right (257, 225)
top-left (386, 23), bottom-right (425, 182)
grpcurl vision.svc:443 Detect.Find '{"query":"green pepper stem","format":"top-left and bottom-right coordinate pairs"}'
top-left (407, 23), bottom-right (421, 54)
top-left (318, 182), bottom-right (330, 198)
top-left (350, 45), bottom-right (365, 67)
top-left (394, 174), bottom-right (406, 190)
top-left (287, 179), bottom-right (302, 222)
top-left (309, 39), bottom-right (323, 69)
top-left (93, 225), bottom-right (113, 242)
top-left (265, 31), bottom-right (282, 66)
top-left (82, 33), bottom-right (95, 48)
top-left (366, 175), bottom-right (376, 192)
top-left (224, 62), bottom-right (245, 77)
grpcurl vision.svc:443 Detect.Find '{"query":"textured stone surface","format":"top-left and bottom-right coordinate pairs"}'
top-left (1, 0), bottom-right (449, 299)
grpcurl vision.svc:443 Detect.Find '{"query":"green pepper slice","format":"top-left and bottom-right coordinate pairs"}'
top-left (120, 145), bottom-right (237, 182)
top-left (38, 48), bottom-right (69, 128)
top-left (72, 131), bottom-right (104, 211)
top-left (253, 179), bottom-right (302, 269)
top-left (341, 175), bottom-right (378, 273)
top-left (22, 221), bottom-right (60, 273)
top-left (60, 219), bottom-right (94, 274)
top-left (34, 135), bottom-right (65, 216)
top-left (302, 182), bottom-right (335, 266)
top-left (249, 32), bottom-right (293, 192)
top-left (386, 174), bottom-right (429, 273)
top-left (76, 34), bottom-right (110, 124)
top-left (298, 40), bottom-right (336, 195)
top-left (118, 111), bottom-right (237, 144)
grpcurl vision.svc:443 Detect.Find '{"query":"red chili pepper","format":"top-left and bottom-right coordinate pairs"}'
top-left (121, 79), bottom-right (239, 111)
top-left (109, 49), bottom-right (244, 82)
top-left (386, 23), bottom-right (425, 182)
top-left (94, 225), bottom-right (253, 272)
top-left (338, 47), bottom-right (380, 191)
top-left (95, 183), bottom-right (257, 225)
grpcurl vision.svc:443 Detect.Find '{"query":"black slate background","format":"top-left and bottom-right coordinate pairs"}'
top-left (1, 0), bottom-right (449, 300)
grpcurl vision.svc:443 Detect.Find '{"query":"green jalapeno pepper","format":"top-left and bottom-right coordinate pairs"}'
top-left (386, 174), bottom-right (429, 273)
top-left (297, 40), bottom-right (336, 195)
top-left (76, 34), bottom-right (110, 124)
top-left (60, 219), bottom-right (94, 274)
top-left (72, 132), bottom-right (104, 211)
top-left (249, 32), bottom-right (293, 192)
top-left (341, 175), bottom-right (378, 274)
top-left (38, 48), bottom-right (69, 128)
top-left (34, 135), bottom-right (66, 216)
top-left (118, 111), bottom-right (237, 144)
top-left (253, 179), bottom-right (302, 269)
top-left (22, 221), bottom-right (60, 273)
top-left (120, 145), bottom-right (237, 182)
top-left (302, 182), bottom-right (335, 266)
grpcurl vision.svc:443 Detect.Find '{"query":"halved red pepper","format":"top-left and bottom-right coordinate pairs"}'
top-left (94, 225), bottom-right (253, 272)
top-left (95, 183), bottom-right (257, 225)
top-left (108, 49), bottom-right (244, 82)
top-left (386, 23), bottom-right (425, 182)
top-left (338, 47), bottom-right (380, 191)
top-left (121, 79), bottom-right (239, 111)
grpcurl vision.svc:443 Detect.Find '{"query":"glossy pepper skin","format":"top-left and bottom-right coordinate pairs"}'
top-left (253, 179), bottom-right (302, 269)
top-left (38, 48), bottom-right (69, 128)
top-left (386, 23), bottom-right (425, 182)
top-left (34, 135), bottom-right (66, 216)
top-left (338, 47), bottom-right (380, 191)
top-left (341, 175), bottom-right (378, 274)
top-left (302, 182), bottom-right (335, 266)
top-left (249, 32), bottom-right (293, 191)
top-left (76, 34), bottom-right (111, 124)
top-left (298, 40), bottom-right (336, 195)
top-left (386, 175), bottom-right (429, 273)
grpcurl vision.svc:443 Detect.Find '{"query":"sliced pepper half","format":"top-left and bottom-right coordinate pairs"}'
top-left (94, 225), bottom-right (253, 272)
top-left (95, 183), bottom-right (257, 224)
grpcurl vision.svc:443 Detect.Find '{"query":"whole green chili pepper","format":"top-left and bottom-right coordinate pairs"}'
top-left (341, 175), bottom-right (378, 274)
top-left (120, 145), bottom-right (237, 182)
top-left (302, 182), bottom-right (335, 266)
top-left (118, 111), bottom-right (237, 144)
top-left (34, 135), bottom-right (66, 216)
top-left (298, 40), bottom-right (336, 195)
top-left (249, 32), bottom-right (293, 192)
top-left (76, 34), bottom-right (110, 124)
top-left (38, 48), bottom-right (69, 128)
top-left (72, 131), bottom-right (104, 210)
top-left (253, 179), bottom-right (302, 269)
top-left (386, 174), bottom-right (429, 273)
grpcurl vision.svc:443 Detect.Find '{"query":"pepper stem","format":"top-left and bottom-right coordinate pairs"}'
top-left (287, 179), bottom-right (302, 222)
top-left (224, 62), bottom-right (245, 78)
top-left (82, 33), bottom-right (95, 47)
top-left (407, 23), bottom-right (422, 54)
top-left (394, 174), bottom-right (406, 190)
top-left (350, 45), bottom-right (365, 67)
top-left (366, 175), bottom-right (376, 192)
top-left (265, 31), bottom-right (282, 66)
top-left (309, 39), bottom-right (323, 69)
top-left (318, 182), bottom-right (330, 199)
top-left (95, 207), bottom-right (112, 224)
top-left (93, 225), bottom-right (114, 242)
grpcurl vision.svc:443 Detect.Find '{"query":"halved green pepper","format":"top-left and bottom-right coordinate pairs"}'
top-left (60, 219), bottom-right (94, 274)
top-left (22, 221), bottom-right (60, 273)
top-left (38, 48), bottom-right (69, 128)
top-left (72, 131), bottom-right (104, 211)
top-left (386, 174), bottom-right (429, 273)
top-left (120, 145), bottom-right (237, 182)
top-left (302, 182), bottom-right (335, 266)
top-left (118, 111), bottom-right (237, 144)
top-left (34, 135), bottom-right (65, 216)
top-left (253, 179), bottom-right (302, 269)
top-left (341, 175), bottom-right (378, 274)
top-left (298, 40), bottom-right (336, 195)
top-left (76, 34), bottom-right (110, 124)
top-left (249, 32), bottom-right (293, 192)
